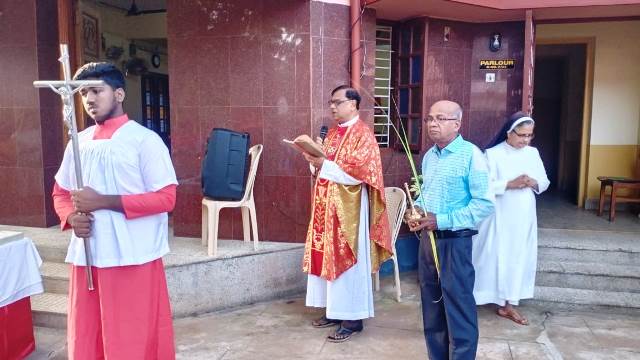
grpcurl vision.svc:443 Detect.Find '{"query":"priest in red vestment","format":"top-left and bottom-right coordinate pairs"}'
top-left (302, 85), bottom-right (392, 342)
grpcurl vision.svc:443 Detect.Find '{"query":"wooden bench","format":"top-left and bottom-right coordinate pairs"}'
top-left (597, 177), bottom-right (640, 221)
top-left (597, 152), bottom-right (640, 221)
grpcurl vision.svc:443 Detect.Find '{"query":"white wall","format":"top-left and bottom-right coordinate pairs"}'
top-left (537, 21), bottom-right (640, 146)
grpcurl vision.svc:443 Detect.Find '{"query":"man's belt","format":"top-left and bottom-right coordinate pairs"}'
top-left (433, 229), bottom-right (478, 239)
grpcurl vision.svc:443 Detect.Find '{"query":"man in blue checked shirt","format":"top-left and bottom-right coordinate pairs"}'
top-left (405, 100), bottom-right (494, 360)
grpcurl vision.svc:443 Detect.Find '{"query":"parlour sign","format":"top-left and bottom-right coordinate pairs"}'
top-left (479, 59), bottom-right (515, 69)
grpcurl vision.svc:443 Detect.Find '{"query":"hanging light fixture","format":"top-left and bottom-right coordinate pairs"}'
top-left (489, 32), bottom-right (502, 52)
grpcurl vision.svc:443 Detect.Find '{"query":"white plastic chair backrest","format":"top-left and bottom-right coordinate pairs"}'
top-left (241, 144), bottom-right (263, 203)
top-left (384, 187), bottom-right (407, 246)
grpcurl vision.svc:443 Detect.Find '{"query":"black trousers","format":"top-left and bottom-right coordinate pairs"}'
top-left (419, 231), bottom-right (478, 360)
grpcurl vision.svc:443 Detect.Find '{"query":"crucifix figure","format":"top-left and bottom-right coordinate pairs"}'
top-left (33, 44), bottom-right (104, 290)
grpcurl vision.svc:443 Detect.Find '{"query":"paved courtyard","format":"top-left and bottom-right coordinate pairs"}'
top-left (30, 272), bottom-right (640, 360)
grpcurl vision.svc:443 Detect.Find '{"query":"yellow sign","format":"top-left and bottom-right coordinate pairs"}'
top-left (479, 59), bottom-right (515, 69)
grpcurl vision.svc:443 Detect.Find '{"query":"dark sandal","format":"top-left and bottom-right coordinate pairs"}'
top-left (312, 316), bottom-right (341, 328)
top-left (327, 325), bottom-right (362, 343)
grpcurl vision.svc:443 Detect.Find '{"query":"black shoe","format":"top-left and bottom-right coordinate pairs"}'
top-left (327, 323), bottom-right (363, 343)
top-left (311, 315), bottom-right (341, 328)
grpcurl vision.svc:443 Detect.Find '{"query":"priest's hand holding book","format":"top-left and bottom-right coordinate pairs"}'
top-left (303, 152), bottom-right (324, 171)
top-left (283, 134), bottom-right (327, 174)
top-left (282, 135), bottom-right (326, 159)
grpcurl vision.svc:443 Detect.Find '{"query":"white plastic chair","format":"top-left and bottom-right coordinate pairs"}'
top-left (201, 144), bottom-right (263, 257)
top-left (374, 186), bottom-right (407, 302)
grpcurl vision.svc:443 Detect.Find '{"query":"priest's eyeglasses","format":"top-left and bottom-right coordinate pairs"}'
top-left (328, 99), bottom-right (353, 107)
top-left (424, 115), bottom-right (458, 123)
top-left (512, 130), bottom-right (535, 139)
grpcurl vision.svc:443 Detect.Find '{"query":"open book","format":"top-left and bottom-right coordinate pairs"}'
top-left (282, 135), bottom-right (326, 158)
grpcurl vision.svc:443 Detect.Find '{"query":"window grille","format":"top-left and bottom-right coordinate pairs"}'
top-left (374, 25), bottom-right (393, 147)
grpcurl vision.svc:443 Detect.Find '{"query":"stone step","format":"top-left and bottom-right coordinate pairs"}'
top-left (539, 228), bottom-right (640, 244)
top-left (35, 228), bottom-right (638, 263)
top-left (37, 245), bottom-right (67, 263)
top-left (538, 247), bottom-right (640, 265)
top-left (25, 226), bottom-right (640, 329)
top-left (41, 262), bottom-right (69, 294)
top-left (31, 238), bottom-right (307, 329)
top-left (538, 228), bottom-right (640, 251)
top-left (538, 228), bottom-right (640, 265)
top-left (31, 292), bottom-right (67, 329)
top-left (32, 237), bottom-right (68, 263)
top-left (534, 286), bottom-right (640, 309)
top-left (536, 260), bottom-right (640, 293)
top-left (0, 224), bottom-right (70, 262)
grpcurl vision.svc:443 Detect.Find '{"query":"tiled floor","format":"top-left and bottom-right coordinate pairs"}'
top-left (29, 273), bottom-right (640, 360)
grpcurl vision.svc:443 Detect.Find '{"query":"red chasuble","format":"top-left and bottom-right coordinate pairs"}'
top-left (303, 119), bottom-right (392, 281)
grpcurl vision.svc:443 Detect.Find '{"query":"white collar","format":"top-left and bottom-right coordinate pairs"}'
top-left (503, 141), bottom-right (526, 151)
top-left (338, 115), bottom-right (359, 128)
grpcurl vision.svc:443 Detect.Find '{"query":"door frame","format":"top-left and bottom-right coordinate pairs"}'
top-left (57, 0), bottom-right (84, 147)
top-left (140, 72), bottom-right (171, 150)
top-left (535, 37), bottom-right (595, 207)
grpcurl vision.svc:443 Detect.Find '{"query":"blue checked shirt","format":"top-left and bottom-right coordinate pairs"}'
top-left (414, 135), bottom-right (494, 230)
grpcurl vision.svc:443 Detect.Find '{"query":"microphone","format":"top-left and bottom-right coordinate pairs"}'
top-left (319, 125), bottom-right (328, 142)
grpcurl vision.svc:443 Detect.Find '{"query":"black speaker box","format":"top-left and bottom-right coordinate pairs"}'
top-left (202, 128), bottom-right (250, 200)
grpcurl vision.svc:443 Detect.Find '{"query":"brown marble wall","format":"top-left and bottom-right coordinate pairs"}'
top-left (424, 19), bottom-right (524, 150)
top-left (168, 0), bottom-right (379, 242)
top-left (0, 0), bottom-right (62, 227)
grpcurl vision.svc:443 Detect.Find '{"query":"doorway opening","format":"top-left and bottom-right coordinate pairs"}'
top-left (72, 0), bottom-right (170, 148)
top-left (533, 43), bottom-right (588, 205)
top-left (141, 72), bottom-right (170, 150)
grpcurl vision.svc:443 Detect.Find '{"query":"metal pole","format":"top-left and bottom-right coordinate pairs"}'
top-left (350, 0), bottom-right (362, 90)
top-left (60, 44), bottom-right (95, 291)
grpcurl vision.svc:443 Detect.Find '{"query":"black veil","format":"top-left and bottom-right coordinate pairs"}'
top-left (485, 111), bottom-right (531, 150)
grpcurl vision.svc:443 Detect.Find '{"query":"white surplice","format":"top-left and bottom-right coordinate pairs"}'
top-left (472, 142), bottom-right (550, 306)
top-left (55, 121), bottom-right (177, 267)
top-left (305, 118), bottom-right (374, 320)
